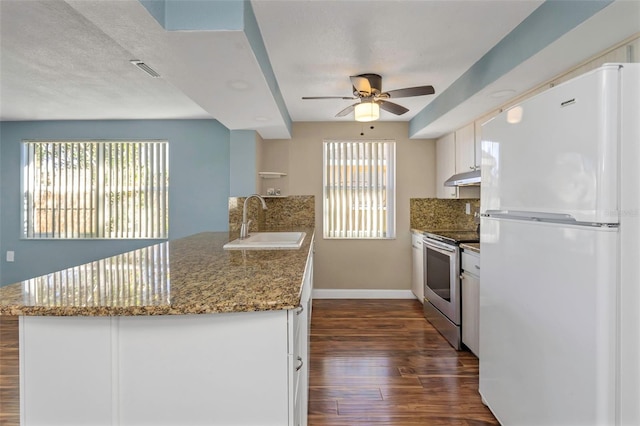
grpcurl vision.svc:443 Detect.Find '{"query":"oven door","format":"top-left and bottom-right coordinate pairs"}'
top-left (423, 238), bottom-right (460, 324)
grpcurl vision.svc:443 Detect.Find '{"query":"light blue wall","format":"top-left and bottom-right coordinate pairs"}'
top-left (137, 0), bottom-right (292, 137)
top-left (243, 1), bottom-right (292, 134)
top-left (229, 130), bottom-right (257, 196)
top-left (138, 0), bottom-right (165, 27)
top-left (409, 0), bottom-right (613, 136)
top-left (165, 0), bottom-right (243, 31)
top-left (139, 0), bottom-right (244, 31)
top-left (0, 119), bottom-right (231, 286)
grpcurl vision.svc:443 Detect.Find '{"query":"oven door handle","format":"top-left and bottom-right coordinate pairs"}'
top-left (423, 238), bottom-right (456, 253)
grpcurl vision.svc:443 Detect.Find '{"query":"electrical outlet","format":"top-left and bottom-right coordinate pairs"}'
top-left (465, 203), bottom-right (471, 215)
top-left (6, 251), bottom-right (15, 262)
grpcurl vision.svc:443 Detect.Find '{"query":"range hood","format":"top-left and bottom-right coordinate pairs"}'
top-left (444, 169), bottom-right (481, 187)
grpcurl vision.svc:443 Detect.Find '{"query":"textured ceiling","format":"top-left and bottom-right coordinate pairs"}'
top-left (1, 0), bottom-right (638, 139)
top-left (252, 0), bottom-right (541, 122)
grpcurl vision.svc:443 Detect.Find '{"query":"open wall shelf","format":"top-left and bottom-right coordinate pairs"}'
top-left (259, 172), bottom-right (287, 179)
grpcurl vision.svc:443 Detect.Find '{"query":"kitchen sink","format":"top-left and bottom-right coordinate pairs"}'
top-left (223, 232), bottom-right (306, 250)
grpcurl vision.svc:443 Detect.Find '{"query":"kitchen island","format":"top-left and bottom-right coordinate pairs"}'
top-left (0, 230), bottom-right (314, 426)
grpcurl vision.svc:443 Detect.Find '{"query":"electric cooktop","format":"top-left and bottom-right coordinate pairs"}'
top-left (424, 229), bottom-right (480, 245)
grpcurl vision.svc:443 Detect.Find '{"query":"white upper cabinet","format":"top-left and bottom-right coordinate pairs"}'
top-left (436, 133), bottom-right (458, 199)
top-left (455, 123), bottom-right (477, 172)
top-left (436, 124), bottom-right (480, 199)
top-left (474, 120), bottom-right (484, 171)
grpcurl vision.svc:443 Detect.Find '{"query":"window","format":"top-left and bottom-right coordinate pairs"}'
top-left (323, 140), bottom-right (395, 239)
top-left (22, 140), bottom-right (168, 239)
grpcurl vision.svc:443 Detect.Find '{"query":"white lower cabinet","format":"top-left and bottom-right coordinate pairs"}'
top-left (19, 316), bottom-right (113, 426)
top-left (291, 248), bottom-right (312, 426)
top-left (117, 312), bottom-right (290, 425)
top-left (20, 249), bottom-right (314, 426)
top-left (461, 250), bottom-right (480, 357)
top-left (411, 231), bottom-right (424, 302)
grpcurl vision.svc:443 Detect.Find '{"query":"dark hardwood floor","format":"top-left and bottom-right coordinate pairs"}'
top-left (0, 299), bottom-right (498, 425)
top-left (309, 299), bottom-right (498, 426)
top-left (0, 316), bottom-right (19, 426)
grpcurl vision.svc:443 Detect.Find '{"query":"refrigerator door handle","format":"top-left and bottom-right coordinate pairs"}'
top-left (483, 210), bottom-right (577, 223)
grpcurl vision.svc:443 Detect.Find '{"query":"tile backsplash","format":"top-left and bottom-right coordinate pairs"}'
top-left (410, 198), bottom-right (480, 231)
top-left (230, 196), bottom-right (475, 233)
top-left (229, 195), bottom-right (315, 232)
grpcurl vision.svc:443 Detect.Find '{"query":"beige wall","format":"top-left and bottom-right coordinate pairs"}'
top-left (260, 121), bottom-right (435, 290)
top-left (255, 37), bottom-right (640, 291)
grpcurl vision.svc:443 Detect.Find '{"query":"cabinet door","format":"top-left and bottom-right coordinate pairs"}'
top-left (436, 130), bottom-right (479, 199)
top-left (461, 271), bottom-right (480, 357)
top-left (289, 307), bottom-right (304, 426)
top-left (455, 123), bottom-right (476, 172)
top-left (436, 133), bottom-right (457, 199)
top-left (292, 245), bottom-right (313, 426)
top-left (119, 313), bottom-right (289, 425)
top-left (411, 233), bottom-right (424, 301)
top-left (474, 120), bottom-right (483, 170)
top-left (21, 316), bottom-right (114, 426)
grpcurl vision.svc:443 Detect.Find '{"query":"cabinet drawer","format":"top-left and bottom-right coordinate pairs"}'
top-left (461, 251), bottom-right (480, 277)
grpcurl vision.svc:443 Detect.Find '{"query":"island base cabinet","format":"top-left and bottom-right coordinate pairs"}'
top-left (118, 312), bottom-right (289, 425)
top-left (294, 249), bottom-right (313, 426)
top-left (20, 310), bottom-right (305, 426)
top-left (20, 316), bottom-right (114, 426)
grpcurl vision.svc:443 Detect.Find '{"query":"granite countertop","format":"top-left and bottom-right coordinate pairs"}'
top-left (460, 243), bottom-right (480, 253)
top-left (0, 228), bottom-right (314, 317)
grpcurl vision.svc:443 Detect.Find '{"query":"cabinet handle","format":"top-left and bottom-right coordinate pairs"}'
top-left (296, 304), bottom-right (304, 315)
top-left (296, 356), bottom-right (304, 371)
top-left (475, 265), bottom-right (480, 270)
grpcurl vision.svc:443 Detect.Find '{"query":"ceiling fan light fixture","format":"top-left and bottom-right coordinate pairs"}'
top-left (354, 102), bottom-right (380, 122)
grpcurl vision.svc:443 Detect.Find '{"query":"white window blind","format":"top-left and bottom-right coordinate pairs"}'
top-left (323, 140), bottom-right (396, 239)
top-left (22, 140), bottom-right (168, 239)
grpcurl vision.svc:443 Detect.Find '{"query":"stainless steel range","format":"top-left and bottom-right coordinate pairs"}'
top-left (423, 230), bottom-right (479, 350)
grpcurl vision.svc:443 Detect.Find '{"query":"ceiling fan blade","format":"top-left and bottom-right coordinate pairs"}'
top-left (384, 85), bottom-right (435, 98)
top-left (350, 75), bottom-right (372, 96)
top-left (378, 100), bottom-right (409, 115)
top-left (302, 96), bottom-right (357, 100)
top-left (335, 103), bottom-right (359, 117)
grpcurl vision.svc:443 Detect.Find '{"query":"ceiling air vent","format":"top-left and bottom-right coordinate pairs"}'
top-left (130, 60), bottom-right (160, 78)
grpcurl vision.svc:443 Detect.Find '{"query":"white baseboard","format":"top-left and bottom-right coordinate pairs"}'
top-left (312, 289), bottom-right (417, 299)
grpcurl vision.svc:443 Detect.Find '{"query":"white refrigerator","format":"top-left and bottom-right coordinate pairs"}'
top-left (479, 63), bottom-right (639, 426)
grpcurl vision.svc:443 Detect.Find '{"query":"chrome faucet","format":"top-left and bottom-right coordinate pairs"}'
top-left (240, 194), bottom-right (267, 239)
